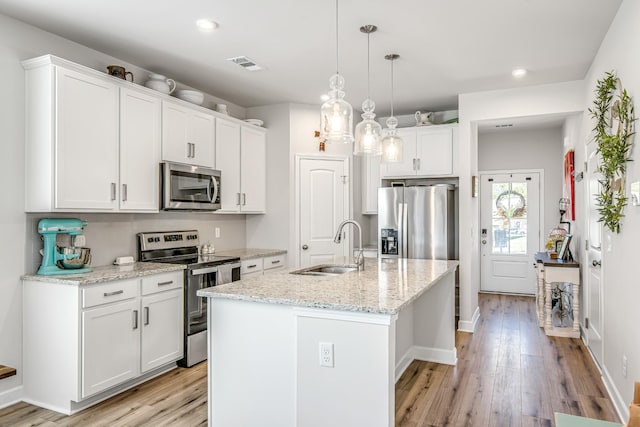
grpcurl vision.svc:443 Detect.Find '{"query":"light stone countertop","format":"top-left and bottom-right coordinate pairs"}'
top-left (22, 262), bottom-right (185, 285)
top-left (214, 248), bottom-right (287, 260)
top-left (198, 258), bottom-right (458, 315)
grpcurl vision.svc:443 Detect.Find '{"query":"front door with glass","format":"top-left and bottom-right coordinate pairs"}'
top-left (480, 172), bottom-right (541, 294)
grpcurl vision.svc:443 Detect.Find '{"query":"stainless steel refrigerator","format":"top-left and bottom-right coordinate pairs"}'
top-left (378, 184), bottom-right (457, 259)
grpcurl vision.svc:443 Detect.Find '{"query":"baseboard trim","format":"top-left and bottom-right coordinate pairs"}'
top-left (458, 306), bottom-right (480, 333)
top-left (602, 366), bottom-right (627, 423)
top-left (0, 385), bottom-right (23, 411)
top-left (394, 345), bottom-right (458, 383)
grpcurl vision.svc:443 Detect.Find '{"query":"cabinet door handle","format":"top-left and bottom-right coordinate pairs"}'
top-left (122, 183), bottom-right (128, 202)
top-left (271, 260), bottom-right (281, 264)
top-left (186, 143), bottom-right (191, 158)
top-left (242, 193), bottom-right (246, 206)
top-left (416, 158), bottom-right (421, 170)
top-left (192, 143), bottom-right (196, 158)
top-left (237, 192), bottom-right (241, 206)
top-left (158, 280), bottom-right (173, 286)
top-left (247, 264), bottom-right (257, 269)
top-left (412, 159), bottom-right (416, 170)
top-left (144, 307), bottom-right (150, 326)
top-left (104, 290), bottom-right (124, 297)
top-left (111, 182), bottom-right (116, 201)
top-left (132, 310), bottom-right (138, 330)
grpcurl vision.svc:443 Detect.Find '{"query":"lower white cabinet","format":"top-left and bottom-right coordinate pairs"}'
top-left (23, 270), bottom-right (184, 414)
top-left (240, 253), bottom-right (287, 278)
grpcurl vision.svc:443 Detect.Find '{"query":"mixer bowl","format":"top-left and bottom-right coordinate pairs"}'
top-left (57, 247), bottom-right (92, 269)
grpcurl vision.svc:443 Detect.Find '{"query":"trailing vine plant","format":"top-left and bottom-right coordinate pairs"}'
top-left (588, 71), bottom-right (636, 233)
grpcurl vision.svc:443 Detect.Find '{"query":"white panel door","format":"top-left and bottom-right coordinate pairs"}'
top-left (119, 87), bottom-right (161, 211)
top-left (141, 289), bottom-right (183, 373)
top-left (415, 127), bottom-right (453, 175)
top-left (187, 111), bottom-right (215, 168)
top-left (240, 126), bottom-right (266, 213)
top-left (480, 172), bottom-right (540, 294)
top-left (55, 67), bottom-right (118, 209)
top-left (586, 147), bottom-right (603, 367)
top-left (215, 118), bottom-right (241, 212)
top-left (380, 128), bottom-right (416, 178)
top-left (299, 158), bottom-right (349, 267)
top-left (81, 299), bottom-right (139, 398)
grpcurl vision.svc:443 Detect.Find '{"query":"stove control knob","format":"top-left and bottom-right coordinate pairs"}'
top-left (147, 237), bottom-right (153, 243)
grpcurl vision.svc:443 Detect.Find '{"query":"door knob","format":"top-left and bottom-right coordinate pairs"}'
top-left (592, 259), bottom-right (601, 267)
top-left (482, 240), bottom-right (487, 244)
top-left (302, 244), bottom-right (309, 250)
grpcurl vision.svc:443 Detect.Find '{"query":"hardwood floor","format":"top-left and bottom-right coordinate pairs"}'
top-left (0, 294), bottom-right (619, 426)
top-left (395, 293), bottom-right (620, 426)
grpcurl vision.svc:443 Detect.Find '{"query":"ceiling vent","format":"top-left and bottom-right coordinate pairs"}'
top-left (227, 56), bottom-right (263, 71)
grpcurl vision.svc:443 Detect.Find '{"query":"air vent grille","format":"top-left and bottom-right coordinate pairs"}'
top-left (227, 56), bottom-right (263, 71)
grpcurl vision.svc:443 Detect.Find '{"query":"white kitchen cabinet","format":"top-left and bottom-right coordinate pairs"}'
top-left (216, 120), bottom-right (267, 213)
top-left (141, 288), bottom-right (183, 372)
top-left (23, 270), bottom-right (184, 414)
top-left (119, 87), bottom-right (161, 211)
top-left (82, 297), bottom-right (139, 398)
top-left (239, 254), bottom-right (287, 278)
top-left (361, 155), bottom-right (381, 214)
top-left (162, 100), bottom-right (215, 168)
top-left (24, 59), bottom-right (120, 211)
top-left (380, 125), bottom-right (456, 178)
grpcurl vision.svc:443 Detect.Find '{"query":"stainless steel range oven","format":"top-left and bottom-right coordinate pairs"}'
top-left (138, 230), bottom-right (240, 367)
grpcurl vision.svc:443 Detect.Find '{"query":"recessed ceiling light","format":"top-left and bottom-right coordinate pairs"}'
top-left (321, 94), bottom-right (330, 102)
top-left (196, 19), bottom-right (218, 32)
top-left (512, 68), bottom-right (527, 78)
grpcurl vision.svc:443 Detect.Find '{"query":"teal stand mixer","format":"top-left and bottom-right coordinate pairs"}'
top-left (37, 218), bottom-right (93, 275)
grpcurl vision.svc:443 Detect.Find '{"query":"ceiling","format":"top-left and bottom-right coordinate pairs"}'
top-left (0, 0), bottom-right (622, 116)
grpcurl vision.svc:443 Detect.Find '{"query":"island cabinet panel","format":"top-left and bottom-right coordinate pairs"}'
top-left (296, 314), bottom-right (394, 427)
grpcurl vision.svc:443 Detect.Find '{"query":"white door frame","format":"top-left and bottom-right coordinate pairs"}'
top-left (294, 154), bottom-right (351, 268)
top-left (478, 169), bottom-right (545, 291)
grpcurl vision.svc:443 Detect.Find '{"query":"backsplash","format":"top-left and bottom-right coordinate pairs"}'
top-left (25, 212), bottom-right (247, 274)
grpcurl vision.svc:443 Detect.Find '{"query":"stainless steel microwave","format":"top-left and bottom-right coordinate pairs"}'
top-left (161, 162), bottom-right (221, 211)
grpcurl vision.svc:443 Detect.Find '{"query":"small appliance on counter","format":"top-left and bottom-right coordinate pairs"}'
top-left (37, 218), bottom-right (92, 275)
top-left (138, 230), bottom-right (241, 367)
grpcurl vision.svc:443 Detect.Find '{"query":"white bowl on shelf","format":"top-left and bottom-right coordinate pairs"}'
top-left (175, 89), bottom-right (204, 105)
top-left (244, 119), bottom-right (264, 127)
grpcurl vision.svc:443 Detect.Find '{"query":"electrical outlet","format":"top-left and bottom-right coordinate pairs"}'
top-left (215, 227), bottom-right (220, 238)
top-left (623, 355), bottom-right (628, 378)
top-left (319, 342), bottom-right (334, 368)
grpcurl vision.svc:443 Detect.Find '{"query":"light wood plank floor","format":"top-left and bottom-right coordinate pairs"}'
top-left (0, 294), bottom-right (619, 426)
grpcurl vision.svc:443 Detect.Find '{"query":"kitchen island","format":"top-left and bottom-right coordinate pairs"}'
top-left (198, 258), bottom-right (458, 427)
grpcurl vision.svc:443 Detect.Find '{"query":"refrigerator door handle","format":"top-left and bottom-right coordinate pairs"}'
top-left (402, 202), bottom-right (408, 257)
top-left (397, 202), bottom-right (403, 258)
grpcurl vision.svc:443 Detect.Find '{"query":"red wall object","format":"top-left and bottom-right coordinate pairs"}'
top-left (564, 149), bottom-right (575, 221)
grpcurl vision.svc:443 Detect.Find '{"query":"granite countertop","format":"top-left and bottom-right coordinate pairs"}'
top-left (22, 262), bottom-right (185, 285)
top-left (198, 258), bottom-right (459, 315)
top-left (214, 248), bottom-right (287, 260)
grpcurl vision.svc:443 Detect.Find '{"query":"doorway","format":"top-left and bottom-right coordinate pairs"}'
top-left (480, 171), bottom-right (541, 294)
top-left (296, 156), bottom-right (350, 267)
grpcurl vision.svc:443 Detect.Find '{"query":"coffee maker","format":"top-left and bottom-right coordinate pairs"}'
top-left (37, 218), bottom-right (92, 275)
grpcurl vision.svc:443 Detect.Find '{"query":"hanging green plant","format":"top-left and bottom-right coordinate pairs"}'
top-left (588, 71), bottom-right (636, 233)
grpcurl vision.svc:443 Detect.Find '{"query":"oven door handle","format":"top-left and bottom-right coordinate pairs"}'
top-left (190, 266), bottom-right (219, 275)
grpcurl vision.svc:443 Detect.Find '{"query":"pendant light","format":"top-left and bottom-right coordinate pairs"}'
top-left (353, 25), bottom-right (383, 156)
top-left (381, 54), bottom-right (404, 163)
top-left (320, 0), bottom-right (354, 144)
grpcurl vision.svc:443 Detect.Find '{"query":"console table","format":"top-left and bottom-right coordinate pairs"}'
top-left (534, 252), bottom-right (581, 338)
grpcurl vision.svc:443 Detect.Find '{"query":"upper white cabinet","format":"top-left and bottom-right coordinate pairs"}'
top-left (380, 125), bottom-right (457, 178)
top-left (162, 100), bottom-right (215, 168)
top-left (119, 88), bottom-right (161, 211)
top-left (23, 56), bottom-right (160, 212)
top-left (24, 61), bottom-right (120, 211)
top-left (216, 119), bottom-right (266, 213)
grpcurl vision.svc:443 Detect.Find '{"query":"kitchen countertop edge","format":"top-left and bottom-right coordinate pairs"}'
top-left (21, 262), bottom-right (186, 285)
top-left (214, 248), bottom-right (287, 260)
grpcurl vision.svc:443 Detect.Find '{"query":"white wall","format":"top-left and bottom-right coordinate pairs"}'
top-left (582, 0), bottom-right (640, 417)
top-left (0, 12), bottom-right (247, 403)
top-left (478, 126), bottom-right (564, 238)
top-left (457, 80), bottom-right (585, 332)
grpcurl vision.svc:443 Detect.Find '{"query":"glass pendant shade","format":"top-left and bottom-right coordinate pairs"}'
top-left (354, 98), bottom-right (382, 155)
top-left (381, 54), bottom-right (404, 163)
top-left (321, 74), bottom-right (354, 144)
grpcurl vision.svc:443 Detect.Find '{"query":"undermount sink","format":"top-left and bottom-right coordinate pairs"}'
top-left (290, 264), bottom-right (359, 276)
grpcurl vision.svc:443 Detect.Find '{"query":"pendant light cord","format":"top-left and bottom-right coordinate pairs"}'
top-left (390, 58), bottom-right (394, 117)
top-left (367, 32), bottom-right (371, 99)
top-left (335, 0), bottom-right (339, 76)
